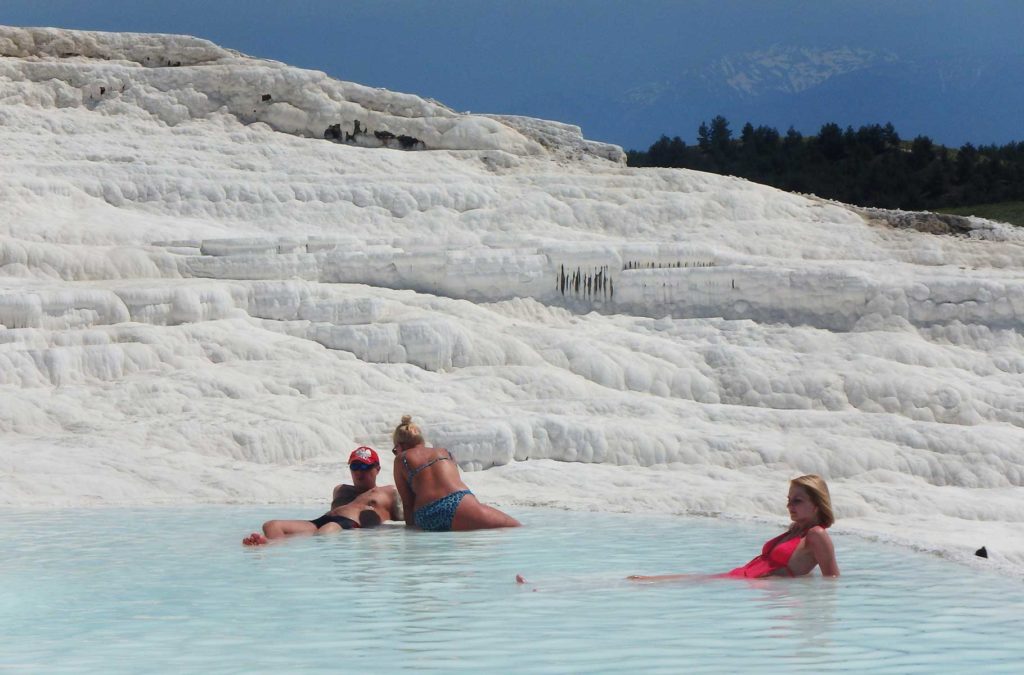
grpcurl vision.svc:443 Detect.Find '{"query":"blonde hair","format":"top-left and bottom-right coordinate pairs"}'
top-left (393, 415), bottom-right (424, 450)
top-left (790, 474), bottom-right (835, 528)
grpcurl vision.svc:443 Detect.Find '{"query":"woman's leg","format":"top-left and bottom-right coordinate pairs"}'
top-left (262, 519), bottom-right (318, 539)
top-left (243, 519), bottom-right (318, 545)
top-left (315, 522), bottom-right (343, 535)
top-left (451, 495), bottom-right (520, 531)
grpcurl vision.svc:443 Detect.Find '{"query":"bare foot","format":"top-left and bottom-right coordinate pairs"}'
top-left (243, 532), bottom-right (269, 546)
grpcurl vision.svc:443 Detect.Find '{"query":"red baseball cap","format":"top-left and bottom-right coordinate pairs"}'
top-left (348, 446), bottom-right (380, 466)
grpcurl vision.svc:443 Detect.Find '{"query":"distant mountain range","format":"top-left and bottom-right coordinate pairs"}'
top-left (552, 45), bottom-right (1024, 151)
top-left (629, 46), bottom-right (899, 101)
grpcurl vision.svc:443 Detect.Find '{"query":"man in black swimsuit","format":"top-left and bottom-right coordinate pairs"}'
top-left (243, 447), bottom-right (402, 545)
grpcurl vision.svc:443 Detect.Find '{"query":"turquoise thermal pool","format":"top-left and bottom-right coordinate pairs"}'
top-left (1, 507), bottom-right (1021, 673)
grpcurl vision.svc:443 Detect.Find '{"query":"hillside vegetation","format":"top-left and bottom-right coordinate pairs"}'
top-left (937, 201), bottom-right (1024, 228)
top-left (628, 117), bottom-right (1024, 224)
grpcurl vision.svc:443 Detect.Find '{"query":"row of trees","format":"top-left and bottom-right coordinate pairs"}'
top-left (626, 116), bottom-right (1024, 211)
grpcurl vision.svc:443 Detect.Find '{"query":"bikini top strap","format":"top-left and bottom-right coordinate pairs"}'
top-left (403, 449), bottom-right (454, 486)
top-left (401, 451), bottom-right (415, 485)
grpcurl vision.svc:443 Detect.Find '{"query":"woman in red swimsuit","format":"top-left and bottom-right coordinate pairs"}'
top-left (630, 474), bottom-right (840, 580)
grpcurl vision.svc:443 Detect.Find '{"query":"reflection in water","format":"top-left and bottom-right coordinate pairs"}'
top-left (387, 526), bottom-right (523, 645)
top-left (746, 577), bottom-right (839, 654)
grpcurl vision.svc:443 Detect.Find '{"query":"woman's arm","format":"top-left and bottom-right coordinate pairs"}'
top-left (389, 486), bottom-right (404, 522)
top-left (393, 459), bottom-right (416, 527)
top-left (627, 574), bottom-right (693, 582)
top-left (806, 527), bottom-right (840, 577)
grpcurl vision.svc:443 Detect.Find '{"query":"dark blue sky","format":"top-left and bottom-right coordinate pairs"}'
top-left (4, 1), bottom-right (1022, 148)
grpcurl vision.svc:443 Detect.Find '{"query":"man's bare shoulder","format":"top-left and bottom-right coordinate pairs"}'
top-left (369, 484), bottom-right (400, 499)
top-left (361, 485), bottom-right (400, 507)
top-left (347, 485), bottom-right (397, 500)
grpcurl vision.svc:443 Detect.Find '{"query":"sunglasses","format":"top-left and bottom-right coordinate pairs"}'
top-left (349, 462), bottom-right (378, 472)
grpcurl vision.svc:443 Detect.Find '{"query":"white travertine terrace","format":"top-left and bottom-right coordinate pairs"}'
top-left (2, 26), bottom-right (1023, 575)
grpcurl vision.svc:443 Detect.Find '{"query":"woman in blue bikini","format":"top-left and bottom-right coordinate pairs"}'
top-left (392, 415), bottom-right (520, 532)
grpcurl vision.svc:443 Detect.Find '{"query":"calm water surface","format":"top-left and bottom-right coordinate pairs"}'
top-left (1, 507), bottom-right (1022, 673)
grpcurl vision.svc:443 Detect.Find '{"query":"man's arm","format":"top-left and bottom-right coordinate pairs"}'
top-left (332, 484), bottom-right (358, 509)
